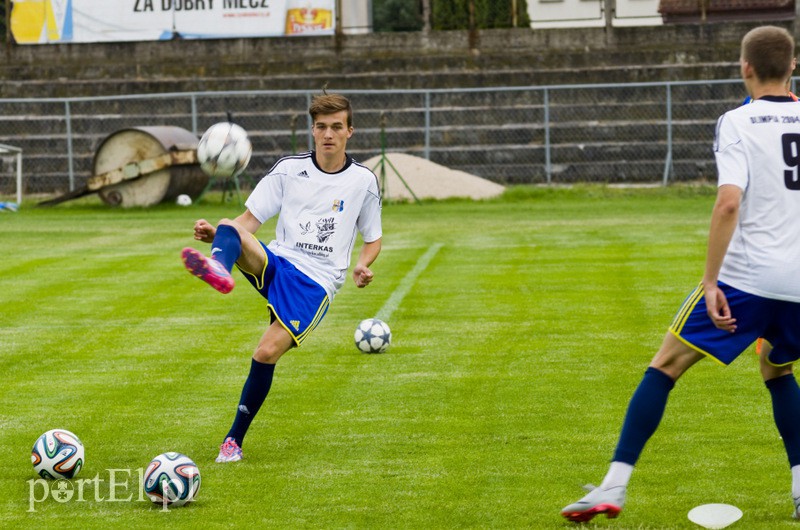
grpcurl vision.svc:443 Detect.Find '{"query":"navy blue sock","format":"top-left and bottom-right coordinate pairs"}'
top-left (226, 359), bottom-right (276, 447)
top-left (766, 374), bottom-right (800, 467)
top-left (612, 367), bottom-right (675, 465)
top-left (210, 224), bottom-right (241, 273)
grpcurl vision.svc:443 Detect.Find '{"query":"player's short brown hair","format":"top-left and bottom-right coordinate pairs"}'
top-left (309, 93), bottom-right (353, 128)
top-left (741, 26), bottom-right (795, 83)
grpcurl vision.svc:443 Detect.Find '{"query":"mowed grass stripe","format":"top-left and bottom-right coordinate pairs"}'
top-left (376, 243), bottom-right (442, 323)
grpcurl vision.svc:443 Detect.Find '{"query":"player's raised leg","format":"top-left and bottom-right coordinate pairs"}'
top-left (181, 223), bottom-right (243, 294)
top-left (181, 247), bottom-right (235, 294)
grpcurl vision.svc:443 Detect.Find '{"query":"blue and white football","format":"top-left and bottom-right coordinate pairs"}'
top-left (354, 318), bottom-right (392, 353)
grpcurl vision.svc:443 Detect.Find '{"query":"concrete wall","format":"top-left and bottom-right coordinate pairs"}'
top-left (0, 20), bottom-right (789, 98)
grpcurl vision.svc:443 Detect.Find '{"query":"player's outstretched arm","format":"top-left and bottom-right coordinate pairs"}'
top-left (193, 218), bottom-right (216, 243)
top-left (193, 210), bottom-right (261, 244)
top-left (353, 238), bottom-right (382, 288)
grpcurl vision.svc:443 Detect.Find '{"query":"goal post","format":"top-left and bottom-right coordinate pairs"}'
top-left (0, 143), bottom-right (22, 205)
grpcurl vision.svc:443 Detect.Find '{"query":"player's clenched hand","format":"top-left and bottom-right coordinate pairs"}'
top-left (704, 282), bottom-right (736, 333)
top-left (193, 219), bottom-right (216, 243)
top-left (353, 264), bottom-right (374, 288)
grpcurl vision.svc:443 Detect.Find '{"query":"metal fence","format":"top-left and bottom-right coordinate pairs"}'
top-left (0, 79), bottom-right (762, 202)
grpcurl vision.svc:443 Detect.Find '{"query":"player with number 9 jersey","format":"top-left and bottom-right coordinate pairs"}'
top-left (561, 26), bottom-right (800, 523)
top-left (714, 95), bottom-right (800, 301)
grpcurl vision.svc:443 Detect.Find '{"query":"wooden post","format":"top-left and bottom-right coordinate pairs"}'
top-left (334, 0), bottom-right (343, 51)
top-left (512, 0), bottom-right (518, 28)
top-left (335, 0), bottom-right (343, 35)
top-left (795, 0), bottom-right (800, 45)
top-left (604, 0), bottom-right (614, 30)
top-left (422, 0), bottom-right (431, 32)
top-left (468, 0), bottom-right (478, 51)
top-left (4, 0), bottom-right (9, 45)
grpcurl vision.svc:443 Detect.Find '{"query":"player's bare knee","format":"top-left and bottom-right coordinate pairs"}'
top-left (762, 366), bottom-right (792, 381)
top-left (217, 218), bottom-right (238, 229)
top-left (759, 353), bottom-right (792, 381)
top-left (252, 350), bottom-right (280, 364)
top-left (217, 218), bottom-right (248, 242)
top-left (649, 333), bottom-right (703, 380)
top-left (253, 344), bottom-right (285, 364)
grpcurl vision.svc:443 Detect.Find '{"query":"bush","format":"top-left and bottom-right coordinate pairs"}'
top-left (433, 0), bottom-right (530, 30)
top-left (373, 0), bottom-right (530, 33)
top-left (0, 0), bottom-right (6, 42)
top-left (373, 0), bottom-right (424, 32)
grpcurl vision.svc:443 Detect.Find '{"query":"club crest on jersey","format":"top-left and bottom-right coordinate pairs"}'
top-left (332, 199), bottom-right (344, 212)
top-left (316, 217), bottom-right (335, 243)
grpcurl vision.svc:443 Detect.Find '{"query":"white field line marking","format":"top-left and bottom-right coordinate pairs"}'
top-left (376, 243), bottom-right (443, 323)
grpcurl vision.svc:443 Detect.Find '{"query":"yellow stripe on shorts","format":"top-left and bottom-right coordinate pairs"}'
top-left (670, 282), bottom-right (704, 334)
top-left (296, 297), bottom-right (330, 344)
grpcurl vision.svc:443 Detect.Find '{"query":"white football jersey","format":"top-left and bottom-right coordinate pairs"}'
top-left (715, 96), bottom-right (800, 301)
top-left (245, 152), bottom-right (382, 299)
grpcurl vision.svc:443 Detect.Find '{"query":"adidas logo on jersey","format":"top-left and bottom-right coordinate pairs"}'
top-left (290, 320), bottom-right (300, 330)
top-left (297, 170), bottom-right (309, 178)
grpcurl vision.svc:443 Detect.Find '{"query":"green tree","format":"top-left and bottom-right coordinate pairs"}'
top-left (432, 0), bottom-right (470, 30)
top-left (373, 0), bottom-right (424, 32)
top-left (1, 0), bottom-right (7, 43)
top-left (432, 0), bottom-right (530, 30)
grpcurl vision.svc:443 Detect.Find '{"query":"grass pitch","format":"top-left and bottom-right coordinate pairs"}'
top-left (0, 185), bottom-right (795, 528)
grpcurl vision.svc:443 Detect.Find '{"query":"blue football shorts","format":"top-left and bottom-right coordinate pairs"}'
top-left (236, 240), bottom-right (329, 346)
top-left (669, 282), bottom-right (800, 366)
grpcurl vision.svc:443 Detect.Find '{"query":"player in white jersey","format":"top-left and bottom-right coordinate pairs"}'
top-left (244, 151), bottom-right (381, 301)
top-left (181, 92), bottom-right (382, 463)
top-left (562, 26), bottom-right (800, 523)
top-left (742, 74), bottom-right (798, 359)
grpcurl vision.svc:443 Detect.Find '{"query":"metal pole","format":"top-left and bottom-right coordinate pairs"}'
top-left (544, 88), bottom-right (551, 184)
top-left (424, 91), bottom-right (431, 160)
top-left (306, 92), bottom-right (314, 151)
top-left (190, 94), bottom-right (198, 136)
top-left (16, 150), bottom-right (22, 204)
top-left (290, 114), bottom-right (298, 154)
top-left (662, 83), bottom-right (673, 186)
top-left (379, 112), bottom-right (387, 196)
top-left (65, 101), bottom-right (75, 191)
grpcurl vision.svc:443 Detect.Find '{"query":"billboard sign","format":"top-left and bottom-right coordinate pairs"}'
top-left (10, 0), bottom-right (335, 44)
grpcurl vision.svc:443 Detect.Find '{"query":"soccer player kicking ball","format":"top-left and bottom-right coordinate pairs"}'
top-left (181, 92), bottom-right (382, 463)
top-left (562, 25), bottom-right (800, 522)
